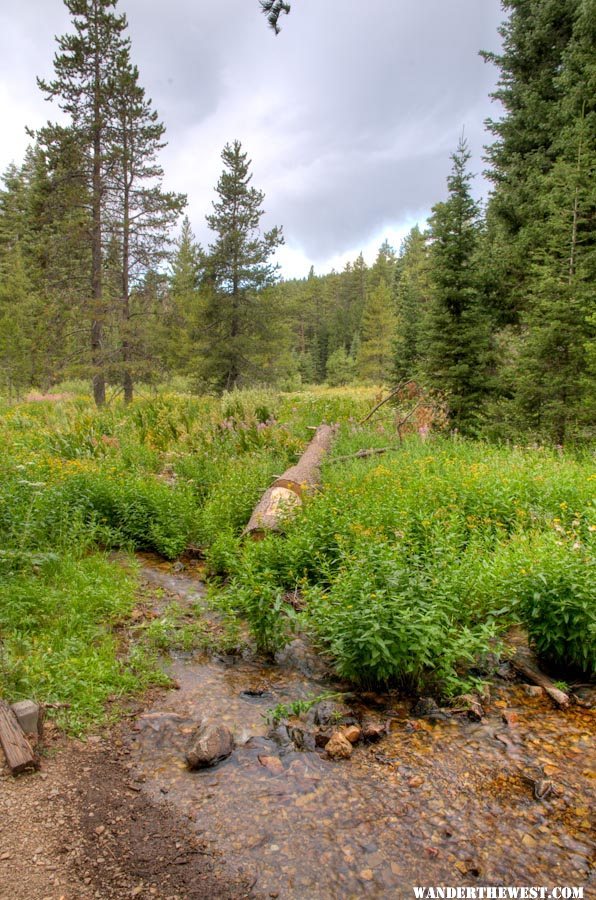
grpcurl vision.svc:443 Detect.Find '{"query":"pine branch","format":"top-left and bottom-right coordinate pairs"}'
top-left (260, 0), bottom-right (291, 34)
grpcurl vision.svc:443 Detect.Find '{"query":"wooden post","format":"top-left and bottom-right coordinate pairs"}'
top-left (244, 423), bottom-right (337, 539)
top-left (0, 700), bottom-right (37, 775)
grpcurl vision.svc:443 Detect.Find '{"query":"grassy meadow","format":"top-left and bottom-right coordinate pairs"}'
top-left (0, 387), bottom-right (594, 731)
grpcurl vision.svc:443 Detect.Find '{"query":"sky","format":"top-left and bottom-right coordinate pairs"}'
top-left (0, 0), bottom-right (505, 279)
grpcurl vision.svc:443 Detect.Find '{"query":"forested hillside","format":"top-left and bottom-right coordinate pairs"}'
top-left (1, 0), bottom-right (594, 444)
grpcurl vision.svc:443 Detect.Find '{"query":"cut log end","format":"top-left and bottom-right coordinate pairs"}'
top-left (244, 423), bottom-right (337, 539)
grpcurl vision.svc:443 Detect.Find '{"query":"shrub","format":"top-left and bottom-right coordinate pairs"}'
top-left (304, 541), bottom-right (498, 694)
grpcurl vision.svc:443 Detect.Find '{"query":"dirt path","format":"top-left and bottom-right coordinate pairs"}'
top-left (0, 727), bottom-right (255, 900)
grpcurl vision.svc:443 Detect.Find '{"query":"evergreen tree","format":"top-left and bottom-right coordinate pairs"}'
top-left (481, 0), bottom-right (580, 323)
top-left (164, 216), bottom-right (203, 375)
top-left (356, 281), bottom-right (396, 383)
top-left (512, 0), bottom-right (596, 441)
top-left (260, 0), bottom-right (291, 33)
top-left (37, 0), bottom-right (130, 405)
top-left (200, 140), bottom-right (283, 391)
top-left (393, 225), bottom-right (430, 380)
top-left (326, 346), bottom-right (356, 386)
top-left (108, 57), bottom-right (186, 401)
top-left (0, 244), bottom-right (36, 396)
top-left (422, 138), bottom-right (491, 430)
top-left (368, 239), bottom-right (397, 291)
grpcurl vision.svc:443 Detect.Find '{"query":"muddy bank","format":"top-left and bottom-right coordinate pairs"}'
top-left (0, 730), bottom-right (255, 900)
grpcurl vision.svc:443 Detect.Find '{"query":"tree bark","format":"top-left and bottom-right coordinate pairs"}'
top-left (244, 423), bottom-right (337, 539)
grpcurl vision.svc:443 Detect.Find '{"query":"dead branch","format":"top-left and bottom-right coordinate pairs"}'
top-left (359, 381), bottom-right (416, 425)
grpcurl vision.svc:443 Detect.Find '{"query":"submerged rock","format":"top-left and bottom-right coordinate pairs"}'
top-left (274, 639), bottom-right (329, 678)
top-left (308, 699), bottom-right (354, 728)
top-left (258, 755), bottom-right (284, 775)
top-left (412, 697), bottom-right (440, 717)
top-left (361, 718), bottom-right (388, 742)
top-left (455, 694), bottom-right (484, 721)
top-left (185, 722), bottom-right (234, 769)
top-left (522, 685), bottom-right (544, 698)
top-left (325, 731), bottom-right (353, 760)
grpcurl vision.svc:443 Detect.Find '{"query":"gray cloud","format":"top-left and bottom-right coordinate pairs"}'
top-left (0, 0), bottom-right (504, 275)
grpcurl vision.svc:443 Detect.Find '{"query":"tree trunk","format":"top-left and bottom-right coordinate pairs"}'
top-left (91, 48), bottom-right (105, 407)
top-left (244, 424), bottom-right (337, 539)
top-left (122, 119), bottom-right (133, 404)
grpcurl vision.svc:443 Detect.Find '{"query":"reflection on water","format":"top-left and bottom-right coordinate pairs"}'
top-left (128, 565), bottom-right (595, 899)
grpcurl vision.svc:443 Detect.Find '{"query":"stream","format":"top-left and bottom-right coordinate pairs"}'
top-left (125, 558), bottom-right (595, 899)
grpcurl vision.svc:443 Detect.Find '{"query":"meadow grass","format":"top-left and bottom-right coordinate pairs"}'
top-left (0, 385), bottom-right (593, 728)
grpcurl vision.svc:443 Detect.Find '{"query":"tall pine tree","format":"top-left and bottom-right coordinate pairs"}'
top-left (200, 140), bottom-right (283, 391)
top-left (422, 138), bottom-right (491, 431)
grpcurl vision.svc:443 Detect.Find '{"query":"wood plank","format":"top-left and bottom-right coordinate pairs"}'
top-left (0, 700), bottom-right (37, 775)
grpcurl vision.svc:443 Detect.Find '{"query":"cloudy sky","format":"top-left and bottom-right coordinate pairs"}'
top-left (0, 0), bottom-right (505, 278)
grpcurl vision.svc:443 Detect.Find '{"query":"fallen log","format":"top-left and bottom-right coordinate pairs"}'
top-left (0, 700), bottom-right (37, 775)
top-left (511, 651), bottom-right (570, 708)
top-left (244, 423), bottom-right (337, 539)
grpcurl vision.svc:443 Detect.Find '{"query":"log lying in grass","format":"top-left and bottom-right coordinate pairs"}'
top-left (0, 700), bottom-right (37, 775)
top-left (244, 423), bottom-right (338, 539)
top-left (511, 650), bottom-right (570, 708)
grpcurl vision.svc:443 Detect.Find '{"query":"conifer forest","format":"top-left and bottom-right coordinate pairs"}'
top-left (0, 2), bottom-right (594, 898)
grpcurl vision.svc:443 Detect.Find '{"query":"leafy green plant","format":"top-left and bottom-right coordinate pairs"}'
top-left (263, 691), bottom-right (345, 726)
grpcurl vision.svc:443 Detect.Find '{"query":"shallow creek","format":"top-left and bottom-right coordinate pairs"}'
top-left (127, 559), bottom-right (595, 899)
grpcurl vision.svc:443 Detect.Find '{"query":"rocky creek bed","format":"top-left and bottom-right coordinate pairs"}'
top-left (120, 559), bottom-right (595, 900)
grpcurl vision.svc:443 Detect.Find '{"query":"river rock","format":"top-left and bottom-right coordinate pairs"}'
top-left (185, 723), bottom-right (234, 769)
top-left (325, 731), bottom-right (353, 760)
top-left (274, 639), bottom-right (329, 678)
top-left (412, 697), bottom-right (440, 717)
top-left (361, 718), bottom-right (387, 742)
top-left (455, 694), bottom-right (484, 721)
top-left (522, 685), bottom-right (544, 698)
top-left (309, 699), bottom-right (354, 727)
top-left (341, 725), bottom-right (362, 744)
top-left (288, 724), bottom-right (317, 751)
top-left (258, 755), bottom-right (284, 775)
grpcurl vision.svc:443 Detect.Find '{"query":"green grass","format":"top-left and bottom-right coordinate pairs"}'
top-left (0, 385), bottom-right (593, 728)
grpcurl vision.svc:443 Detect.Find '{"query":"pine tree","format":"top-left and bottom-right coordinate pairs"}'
top-left (107, 57), bottom-right (186, 401)
top-left (422, 138), bottom-right (491, 430)
top-left (393, 226), bottom-right (430, 380)
top-left (200, 140), bottom-right (283, 391)
top-left (37, 0), bottom-right (130, 405)
top-left (481, 0), bottom-right (580, 323)
top-left (0, 243), bottom-right (36, 396)
top-left (368, 239), bottom-right (397, 291)
top-left (326, 346), bottom-right (356, 386)
top-left (260, 0), bottom-right (291, 33)
top-left (164, 216), bottom-right (203, 375)
top-left (512, 0), bottom-right (596, 441)
top-left (356, 281), bottom-right (396, 383)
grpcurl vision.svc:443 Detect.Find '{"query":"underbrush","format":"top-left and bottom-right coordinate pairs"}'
top-left (222, 437), bottom-right (595, 690)
top-left (0, 387), bottom-right (593, 726)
